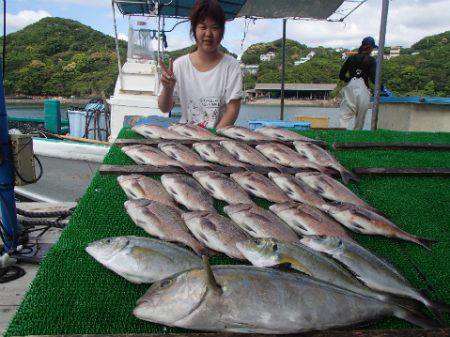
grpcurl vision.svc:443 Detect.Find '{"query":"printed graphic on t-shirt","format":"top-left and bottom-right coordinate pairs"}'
top-left (187, 96), bottom-right (221, 128)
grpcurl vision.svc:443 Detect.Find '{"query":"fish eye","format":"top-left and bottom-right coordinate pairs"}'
top-left (160, 279), bottom-right (173, 289)
top-left (272, 244), bottom-right (278, 252)
top-left (105, 238), bottom-right (112, 244)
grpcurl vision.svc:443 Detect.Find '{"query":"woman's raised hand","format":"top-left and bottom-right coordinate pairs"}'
top-left (159, 58), bottom-right (176, 91)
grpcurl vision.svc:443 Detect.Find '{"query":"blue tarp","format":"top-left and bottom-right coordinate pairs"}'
top-left (115, 0), bottom-right (345, 20)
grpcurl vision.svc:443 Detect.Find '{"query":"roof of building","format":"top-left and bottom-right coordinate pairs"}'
top-left (254, 83), bottom-right (337, 91)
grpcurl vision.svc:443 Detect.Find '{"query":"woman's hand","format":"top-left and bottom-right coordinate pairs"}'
top-left (160, 58), bottom-right (176, 91)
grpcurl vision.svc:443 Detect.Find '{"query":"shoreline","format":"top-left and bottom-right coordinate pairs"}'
top-left (243, 98), bottom-right (340, 108)
top-left (7, 96), bottom-right (341, 108)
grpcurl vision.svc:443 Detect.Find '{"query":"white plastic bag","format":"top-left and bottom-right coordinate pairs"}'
top-left (339, 77), bottom-right (370, 130)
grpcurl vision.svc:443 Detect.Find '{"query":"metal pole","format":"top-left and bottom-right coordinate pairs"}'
top-left (111, 0), bottom-right (123, 91)
top-left (0, 58), bottom-right (18, 253)
top-left (371, 0), bottom-right (389, 130)
top-left (280, 18), bottom-right (286, 120)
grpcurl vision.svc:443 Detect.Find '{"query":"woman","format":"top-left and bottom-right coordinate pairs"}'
top-left (338, 36), bottom-right (377, 130)
top-left (158, 0), bottom-right (243, 129)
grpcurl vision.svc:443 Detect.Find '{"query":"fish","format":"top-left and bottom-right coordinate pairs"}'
top-left (295, 171), bottom-right (375, 211)
top-left (269, 202), bottom-right (352, 240)
top-left (158, 142), bottom-right (213, 168)
top-left (131, 124), bottom-right (190, 140)
top-left (134, 261), bottom-right (437, 332)
top-left (192, 171), bottom-right (253, 205)
top-left (255, 143), bottom-right (330, 173)
top-left (301, 235), bottom-right (450, 315)
top-left (86, 236), bottom-right (202, 284)
top-left (216, 125), bottom-right (274, 141)
top-left (320, 202), bottom-right (436, 250)
top-left (254, 126), bottom-right (319, 143)
top-left (121, 144), bottom-right (186, 169)
top-left (223, 203), bottom-right (298, 242)
top-left (192, 142), bottom-right (249, 168)
top-left (268, 172), bottom-right (326, 208)
top-left (124, 199), bottom-right (208, 255)
top-left (182, 212), bottom-right (248, 259)
top-left (160, 174), bottom-right (215, 212)
top-left (169, 124), bottom-right (225, 140)
top-left (117, 174), bottom-right (178, 209)
top-left (220, 140), bottom-right (283, 170)
top-left (236, 238), bottom-right (407, 304)
top-left (293, 141), bottom-right (358, 184)
top-left (230, 171), bottom-right (289, 203)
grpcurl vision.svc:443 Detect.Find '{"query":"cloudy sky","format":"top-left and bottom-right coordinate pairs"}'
top-left (5, 0), bottom-right (450, 56)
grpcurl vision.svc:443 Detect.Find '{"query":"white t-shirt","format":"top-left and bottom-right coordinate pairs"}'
top-left (170, 54), bottom-right (243, 128)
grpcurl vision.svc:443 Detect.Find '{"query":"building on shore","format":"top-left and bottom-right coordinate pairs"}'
top-left (247, 83), bottom-right (337, 100)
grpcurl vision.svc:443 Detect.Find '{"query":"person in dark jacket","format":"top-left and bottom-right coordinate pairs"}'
top-left (338, 37), bottom-right (377, 130)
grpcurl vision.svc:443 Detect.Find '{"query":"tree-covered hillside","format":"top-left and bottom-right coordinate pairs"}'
top-left (242, 32), bottom-right (450, 97)
top-left (3, 17), bottom-right (127, 97)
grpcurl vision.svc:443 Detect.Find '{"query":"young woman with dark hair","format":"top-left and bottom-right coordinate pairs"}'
top-left (158, 0), bottom-right (243, 129)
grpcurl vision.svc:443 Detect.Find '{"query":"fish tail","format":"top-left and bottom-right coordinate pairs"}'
top-left (423, 292), bottom-right (450, 315)
top-left (394, 305), bottom-right (442, 329)
top-left (340, 170), bottom-right (359, 185)
top-left (415, 236), bottom-right (437, 251)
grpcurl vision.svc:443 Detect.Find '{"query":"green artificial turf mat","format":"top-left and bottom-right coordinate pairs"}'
top-left (5, 128), bottom-right (450, 336)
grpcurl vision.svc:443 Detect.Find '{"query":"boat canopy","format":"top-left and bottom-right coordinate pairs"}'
top-left (115, 0), bottom-right (346, 20)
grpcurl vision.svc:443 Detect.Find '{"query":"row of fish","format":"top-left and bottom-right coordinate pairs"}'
top-left (118, 172), bottom-right (434, 249)
top-left (87, 234), bottom-right (445, 333)
top-left (127, 125), bottom-right (358, 184)
top-left (133, 123), bottom-right (317, 142)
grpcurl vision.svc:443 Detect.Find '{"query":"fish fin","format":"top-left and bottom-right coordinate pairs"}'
top-left (419, 289), bottom-right (450, 324)
top-left (341, 170), bottom-right (359, 185)
top-left (279, 254), bottom-right (313, 276)
top-left (394, 305), bottom-right (442, 329)
top-left (202, 255), bottom-right (222, 295)
top-left (416, 237), bottom-right (437, 251)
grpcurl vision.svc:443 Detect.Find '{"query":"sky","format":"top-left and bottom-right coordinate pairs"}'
top-left (4, 0), bottom-right (450, 57)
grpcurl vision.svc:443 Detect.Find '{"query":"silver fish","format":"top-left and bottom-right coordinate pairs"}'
top-left (320, 202), bottom-right (436, 250)
top-left (217, 125), bottom-right (273, 141)
top-left (236, 238), bottom-right (401, 303)
top-left (255, 126), bottom-right (318, 142)
top-left (224, 203), bottom-right (298, 242)
top-left (131, 124), bottom-right (189, 140)
top-left (169, 124), bottom-right (225, 140)
top-left (121, 144), bottom-right (185, 169)
top-left (301, 235), bottom-right (449, 315)
top-left (293, 141), bottom-right (358, 184)
top-left (124, 199), bottom-right (207, 255)
top-left (230, 171), bottom-right (289, 203)
top-left (134, 263), bottom-right (436, 333)
top-left (192, 171), bottom-right (253, 205)
top-left (158, 142), bottom-right (212, 168)
top-left (220, 140), bottom-right (283, 170)
top-left (86, 236), bottom-right (201, 284)
top-left (269, 202), bottom-right (352, 240)
top-left (182, 212), bottom-right (248, 259)
top-left (268, 172), bottom-right (326, 208)
top-left (296, 171), bottom-right (374, 210)
top-left (161, 174), bottom-right (215, 212)
top-left (117, 174), bottom-right (177, 209)
top-left (192, 142), bottom-right (249, 168)
top-left (256, 143), bottom-right (329, 173)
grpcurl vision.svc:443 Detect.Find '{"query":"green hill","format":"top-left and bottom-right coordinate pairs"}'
top-left (242, 32), bottom-right (450, 97)
top-left (3, 17), bottom-right (127, 97)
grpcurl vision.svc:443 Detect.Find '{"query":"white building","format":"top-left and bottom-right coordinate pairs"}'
top-left (241, 64), bottom-right (259, 75)
top-left (260, 51), bottom-right (276, 62)
top-left (294, 51), bottom-right (315, 66)
top-left (389, 46), bottom-right (401, 59)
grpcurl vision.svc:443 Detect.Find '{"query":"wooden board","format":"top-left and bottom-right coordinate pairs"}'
top-left (14, 329), bottom-right (450, 337)
top-left (99, 164), bottom-right (312, 176)
top-left (333, 142), bottom-right (450, 150)
top-left (352, 168), bottom-right (450, 177)
top-left (114, 138), bottom-right (328, 148)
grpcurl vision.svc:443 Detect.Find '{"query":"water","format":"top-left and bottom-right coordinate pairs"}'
top-left (6, 103), bottom-right (372, 129)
